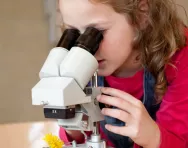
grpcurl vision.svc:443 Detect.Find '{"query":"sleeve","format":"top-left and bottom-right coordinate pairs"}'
top-left (156, 55), bottom-right (188, 148)
top-left (59, 127), bottom-right (92, 145)
top-left (59, 127), bottom-right (73, 145)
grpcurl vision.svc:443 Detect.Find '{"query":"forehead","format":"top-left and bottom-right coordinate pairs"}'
top-left (59, 0), bottom-right (114, 28)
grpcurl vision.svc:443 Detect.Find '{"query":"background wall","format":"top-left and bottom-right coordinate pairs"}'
top-left (0, 0), bottom-right (53, 123)
top-left (176, 0), bottom-right (188, 25)
top-left (0, 0), bottom-right (188, 124)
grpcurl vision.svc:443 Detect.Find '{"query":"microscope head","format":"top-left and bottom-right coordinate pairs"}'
top-left (31, 27), bottom-right (104, 131)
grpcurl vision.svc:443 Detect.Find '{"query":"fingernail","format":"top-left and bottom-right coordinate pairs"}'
top-left (97, 95), bottom-right (101, 100)
top-left (105, 124), bottom-right (109, 129)
top-left (101, 108), bottom-right (105, 114)
top-left (101, 87), bottom-right (105, 92)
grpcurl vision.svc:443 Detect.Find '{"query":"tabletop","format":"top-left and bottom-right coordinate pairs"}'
top-left (0, 121), bottom-right (60, 148)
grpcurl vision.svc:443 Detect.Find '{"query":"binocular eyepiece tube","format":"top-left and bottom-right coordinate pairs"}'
top-left (44, 27), bottom-right (103, 120)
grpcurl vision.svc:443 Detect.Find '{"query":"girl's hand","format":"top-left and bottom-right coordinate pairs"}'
top-left (97, 87), bottom-right (160, 148)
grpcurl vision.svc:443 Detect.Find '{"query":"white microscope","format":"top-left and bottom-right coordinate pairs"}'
top-left (31, 27), bottom-right (111, 148)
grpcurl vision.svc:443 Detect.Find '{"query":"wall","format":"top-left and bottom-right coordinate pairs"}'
top-left (0, 0), bottom-right (52, 123)
top-left (176, 0), bottom-right (188, 25)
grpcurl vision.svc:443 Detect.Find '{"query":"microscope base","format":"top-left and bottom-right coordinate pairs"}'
top-left (63, 134), bottom-right (113, 148)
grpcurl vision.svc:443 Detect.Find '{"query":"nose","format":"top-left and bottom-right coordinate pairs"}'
top-left (94, 48), bottom-right (102, 60)
top-left (94, 36), bottom-right (104, 58)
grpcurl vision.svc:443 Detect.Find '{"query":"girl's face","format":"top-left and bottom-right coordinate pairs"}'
top-left (59, 0), bottom-right (138, 77)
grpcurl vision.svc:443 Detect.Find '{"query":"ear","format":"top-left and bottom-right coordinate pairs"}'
top-left (138, 0), bottom-right (149, 29)
top-left (139, 0), bottom-right (149, 12)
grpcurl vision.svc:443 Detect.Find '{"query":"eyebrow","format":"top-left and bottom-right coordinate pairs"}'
top-left (64, 21), bottom-right (109, 29)
top-left (64, 23), bottom-right (77, 29)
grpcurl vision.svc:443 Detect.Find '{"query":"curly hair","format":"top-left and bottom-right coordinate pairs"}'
top-left (90, 0), bottom-right (187, 102)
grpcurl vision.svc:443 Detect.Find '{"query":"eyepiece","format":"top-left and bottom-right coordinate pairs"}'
top-left (56, 29), bottom-right (80, 50)
top-left (75, 27), bottom-right (103, 55)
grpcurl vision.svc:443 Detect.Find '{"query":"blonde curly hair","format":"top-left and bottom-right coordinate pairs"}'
top-left (90, 0), bottom-right (187, 102)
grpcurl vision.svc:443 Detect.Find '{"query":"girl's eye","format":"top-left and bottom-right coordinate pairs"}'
top-left (101, 29), bottom-right (107, 35)
top-left (64, 27), bottom-right (81, 34)
top-left (97, 28), bottom-right (106, 34)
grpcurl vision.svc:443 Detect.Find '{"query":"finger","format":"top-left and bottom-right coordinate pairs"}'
top-left (97, 95), bottom-right (134, 113)
top-left (105, 124), bottom-right (128, 137)
top-left (102, 108), bottom-right (130, 123)
top-left (105, 124), bottom-right (137, 139)
top-left (101, 87), bottom-right (140, 105)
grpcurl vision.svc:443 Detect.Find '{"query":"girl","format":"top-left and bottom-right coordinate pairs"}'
top-left (58, 0), bottom-right (188, 147)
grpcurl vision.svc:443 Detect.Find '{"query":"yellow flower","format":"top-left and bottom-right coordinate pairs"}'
top-left (43, 133), bottom-right (64, 148)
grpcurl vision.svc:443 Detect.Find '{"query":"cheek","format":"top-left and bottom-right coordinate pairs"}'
top-left (98, 30), bottom-right (132, 61)
top-left (98, 30), bottom-right (118, 55)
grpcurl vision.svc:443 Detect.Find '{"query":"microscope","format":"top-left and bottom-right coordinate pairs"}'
top-left (31, 27), bottom-right (111, 148)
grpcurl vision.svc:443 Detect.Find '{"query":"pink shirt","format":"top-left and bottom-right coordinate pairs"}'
top-left (59, 29), bottom-right (188, 148)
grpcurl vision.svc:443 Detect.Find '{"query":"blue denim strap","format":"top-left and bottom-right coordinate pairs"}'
top-left (142, 69), bottom-right (156, 111)
top-left (142, 69), bottom-right (161, 120)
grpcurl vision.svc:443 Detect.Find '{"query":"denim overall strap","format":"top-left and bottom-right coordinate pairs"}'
top-left (142, 69), bottom-right (161, 120)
